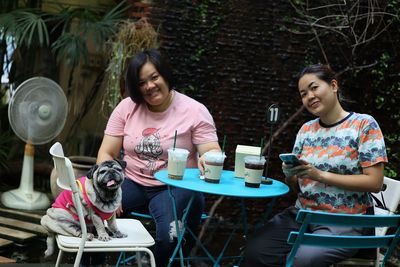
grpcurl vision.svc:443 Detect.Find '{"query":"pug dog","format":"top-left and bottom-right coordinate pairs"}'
top-left (41, 159), bottom-right (127, 257)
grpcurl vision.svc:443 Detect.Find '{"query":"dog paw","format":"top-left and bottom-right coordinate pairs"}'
top-left (113, 231), bottom-right (127, 238)
top-left (86, 233), bottom-right (94, 241)
top-left (44, 249), bottom-right (52, 258)
top-left (98, 233), bottom-right (111, 241)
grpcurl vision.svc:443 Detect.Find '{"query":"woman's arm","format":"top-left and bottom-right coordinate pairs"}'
top-left (195, 141), bottom-right (221, 175)
top-left (96, 134), bottom-right (123, 164)
top-left (294, 161), bottom-right (384, 193)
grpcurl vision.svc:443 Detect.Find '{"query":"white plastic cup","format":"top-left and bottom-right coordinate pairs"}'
top-left (244, 156), bottom-right (266, 188)
top-left (168, 148), bottom-right (189, 180)
top-left (204, 151), bottom-right (226, 183)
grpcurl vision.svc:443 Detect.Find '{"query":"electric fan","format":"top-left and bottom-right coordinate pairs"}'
top-left (1, 77), bottom-right (68, 210)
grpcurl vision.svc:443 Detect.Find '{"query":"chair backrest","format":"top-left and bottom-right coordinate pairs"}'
top-left (286, 210), bottom-right (400, 267)
top-left (49, 142), bottom-right (87, 257)
top-left (49, 142), bottom-right (75, 191)
top-left (372, 176), bottom-right (400, 236)
top-left (373, 176), bottom-right (400, 215)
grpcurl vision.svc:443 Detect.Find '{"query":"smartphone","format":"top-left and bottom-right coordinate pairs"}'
top-left (279, 153), bottom-right (301, 166)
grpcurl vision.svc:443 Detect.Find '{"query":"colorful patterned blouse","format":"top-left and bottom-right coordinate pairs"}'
top-left (293, 112), bottom-right (388, 214)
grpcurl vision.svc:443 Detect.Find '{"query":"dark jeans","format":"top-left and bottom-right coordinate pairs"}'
top-left (121, 178), bottom-right (205, 267)
top-left (243, 206), bottom-right (368, 267)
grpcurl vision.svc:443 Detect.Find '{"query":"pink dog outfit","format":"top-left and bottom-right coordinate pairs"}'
top-left (52, 177), bottom-right (113, 222)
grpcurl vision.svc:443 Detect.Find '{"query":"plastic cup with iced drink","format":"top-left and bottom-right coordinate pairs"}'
top-left (204, 151), bottom-right (226, 183)
top-left (168, 148), bottom-right (189, 180)
top-left (244, 156), bottom-right (266, 188)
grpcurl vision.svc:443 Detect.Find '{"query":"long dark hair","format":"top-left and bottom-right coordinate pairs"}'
top-left (125, 49), bottom-right (175, 104)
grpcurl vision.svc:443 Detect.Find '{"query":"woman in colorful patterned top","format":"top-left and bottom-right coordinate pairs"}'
top-left (244, 64), bottom-right (388, 267)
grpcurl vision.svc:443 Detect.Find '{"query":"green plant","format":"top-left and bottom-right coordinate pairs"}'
top-left (0, 1), bottom-right (129, 68)
top-left (371, 52), bottom-right (400, 177)
top-left (0, 1), bottom-right (131, 152)
top-left (102, 18), bottom-right (159, 116)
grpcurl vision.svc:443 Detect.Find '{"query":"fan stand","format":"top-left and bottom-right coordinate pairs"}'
top-left (1, 143), bottom-right (50, 210)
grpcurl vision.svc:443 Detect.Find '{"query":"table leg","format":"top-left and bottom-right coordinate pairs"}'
top-left (167, 186), bottom-right (219, 267)
top-left (167, 185), bottom-right (191, 266)
top-left (185, 226), bottom-right (217, 264)
top-left (168, 186), bottom-right (200, 267)
top-left (235, 197), bottom-right (278, 267)
top-left (213, 199), bottom-right (247, 266)
top-left (253, 197), bottom-right (277, 231)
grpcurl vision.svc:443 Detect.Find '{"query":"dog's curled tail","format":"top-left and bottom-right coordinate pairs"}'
top-left (44, 234), bottom-right (55, 257)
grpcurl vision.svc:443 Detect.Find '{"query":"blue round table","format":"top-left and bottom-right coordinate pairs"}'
top-left (154, 168), bottom-right (290, 267)
top-left (154, 168), bottom-right (289, 198)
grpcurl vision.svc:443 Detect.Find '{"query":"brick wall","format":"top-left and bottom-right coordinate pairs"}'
top-left (131, 0), bottom-right (315, 218)
top-left (148, 1), bottom-right (314, 182)
top-left (130, 1), bottom-right (400, 222)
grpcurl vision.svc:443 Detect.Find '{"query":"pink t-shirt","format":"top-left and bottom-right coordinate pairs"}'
top-left (105, 91), bottom-right (218, 186)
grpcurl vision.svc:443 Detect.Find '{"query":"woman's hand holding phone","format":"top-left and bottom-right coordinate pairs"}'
top-left (279, 153), bottom-right (301, 166)
top-left (279, 153), bottom-right (303, 180)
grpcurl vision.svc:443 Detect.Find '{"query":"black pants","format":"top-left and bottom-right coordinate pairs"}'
top-left (243, 207), bottom-right (370, 267)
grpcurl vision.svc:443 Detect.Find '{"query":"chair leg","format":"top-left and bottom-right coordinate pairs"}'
top-left (137, 251), bottom-right (142, 267)
top-left (143, 248), bottom-right (156, 267)
top-left (55, 250), bottom-right (63, 267)
top-left (115, 252), bottom-right (124, 267)
top-left (375, 248), bottom-right (380, 267)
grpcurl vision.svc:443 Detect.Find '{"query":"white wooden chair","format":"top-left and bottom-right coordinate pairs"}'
top-left (334, 176), bottom-right (400, 267)
top-left (49, 142), bottom-right (156, 267)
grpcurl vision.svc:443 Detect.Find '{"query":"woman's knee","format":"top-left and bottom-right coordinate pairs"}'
top-left (291, 246), bottom-right (339, 267)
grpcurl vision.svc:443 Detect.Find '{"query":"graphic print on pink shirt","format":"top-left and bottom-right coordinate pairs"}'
top-left (134, 127), bottom-right (166, 176)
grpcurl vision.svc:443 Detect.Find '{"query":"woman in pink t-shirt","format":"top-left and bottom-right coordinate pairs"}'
top-left (97, 48), bottom-right (221, 267)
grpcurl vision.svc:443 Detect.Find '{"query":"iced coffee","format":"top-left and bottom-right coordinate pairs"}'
top-left (244, 156), bottom-right (266, 188)
top-left (168, 148), bottom-right (189, 180)
top-left (204, 151), bottom-right (226, 183)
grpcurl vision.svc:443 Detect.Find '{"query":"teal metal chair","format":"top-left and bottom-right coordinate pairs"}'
top-left (286, 210), bottom-right (400, 267)
top-left (335, 176), bottom-right (400, 266)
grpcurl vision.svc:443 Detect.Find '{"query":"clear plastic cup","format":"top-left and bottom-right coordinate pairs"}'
top-left (244, 156), bottom-right (266, 188)
top-left (204, 151), bottom-right (226, 183)
top-left (168, 148), bottom-right (189, 180)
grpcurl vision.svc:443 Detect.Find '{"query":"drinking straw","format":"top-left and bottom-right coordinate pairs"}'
top-left (259, 137), bottom-right (265, 159)
top-left (173, 130), bottom-right (177, 150)
top-left (221, 135), bottom-right (227, 154)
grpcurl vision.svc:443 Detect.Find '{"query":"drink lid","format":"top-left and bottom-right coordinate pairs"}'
top-left (168, 148), bottom-right (189, 160)
top-left (204, 151), bottom-right (226, 163)
top-left (244, 155), bottom-right (266, 165)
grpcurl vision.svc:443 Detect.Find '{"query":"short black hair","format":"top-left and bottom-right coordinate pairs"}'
top-left (298, 64), bottom-right (339, 86)
top-left (125, 48), bottom-right (174, 104)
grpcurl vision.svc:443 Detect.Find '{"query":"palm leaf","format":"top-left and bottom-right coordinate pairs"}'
top-left (51, 32), bottom-right (88, 67)
top-left (6, 9), bottom-right (49, 47)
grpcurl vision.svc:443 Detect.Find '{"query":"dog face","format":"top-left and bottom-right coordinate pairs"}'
top-left (86, 159), bottom-right (126, 210)
top-left (87, 159), bottom-right (126, 191)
